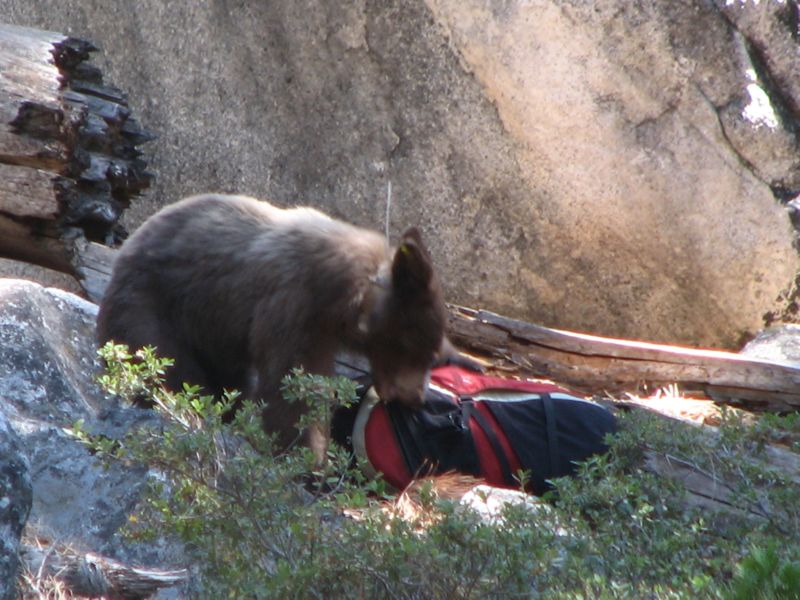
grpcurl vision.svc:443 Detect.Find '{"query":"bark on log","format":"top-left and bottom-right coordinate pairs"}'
top-left (0, 23), bottom-right (152, 301)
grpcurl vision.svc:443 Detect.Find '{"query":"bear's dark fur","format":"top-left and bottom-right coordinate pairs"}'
top-left (96, 194), bottom-right (450, 449)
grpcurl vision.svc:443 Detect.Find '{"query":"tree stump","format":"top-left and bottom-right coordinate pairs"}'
top-left (0, 23), bottom-right (152, 302)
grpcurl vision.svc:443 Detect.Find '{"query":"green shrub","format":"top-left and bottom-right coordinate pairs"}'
top-left (71, 343), bottom-right (800, 599)
top-left (726, 543), bottom-right (800, 600)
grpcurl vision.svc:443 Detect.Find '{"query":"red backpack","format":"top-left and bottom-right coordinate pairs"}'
top-left (337, 366), bottom-right (617, 495)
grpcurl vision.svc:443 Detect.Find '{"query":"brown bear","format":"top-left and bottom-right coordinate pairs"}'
top-left (96, 193), bottom-right (453, 452)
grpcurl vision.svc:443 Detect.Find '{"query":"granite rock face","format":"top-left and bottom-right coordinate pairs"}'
top-left (0, 279), bottom-right (185, 596)
top-left (0, 410), bottom-right (31, 600)
top-left (1, 0), bottom-right (799, 347)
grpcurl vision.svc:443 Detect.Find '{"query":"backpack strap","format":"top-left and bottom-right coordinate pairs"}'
top-left (387, 404), bottom-right (428, 478)
top-left (541, 393), bottom-right (560, 477)
top-left (351, 388), bottom-right (381, 480)
top-left (462, 401), bottom-right (514, 486)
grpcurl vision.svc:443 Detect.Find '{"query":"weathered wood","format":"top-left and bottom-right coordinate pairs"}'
top-left (0, 162), bottom-right (59, 217)
top-left (0, 123), bottom-right (67, 169)
top-left (0, 214), bottom-right (70, 273)
top-left (21, 544), bottom-right (187, 599)
top-left (448, 305), bottom-right (800, 411)
top-left (69, 237), bottom-right (117, 303)
top-left (0, 23), bottom-right (152, 297)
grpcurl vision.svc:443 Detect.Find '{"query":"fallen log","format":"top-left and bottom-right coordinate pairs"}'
top-left (447, 305), bottom-right (800, 412)
top-left (0, 23), bottom-right (152, 302)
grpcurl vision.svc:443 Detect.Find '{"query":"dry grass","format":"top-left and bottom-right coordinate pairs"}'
top-left (19, 573), bottom-right (75, 600)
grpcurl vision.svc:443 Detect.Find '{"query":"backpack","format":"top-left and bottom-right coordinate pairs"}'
top-left (332, 366), bottom-right (617, 495)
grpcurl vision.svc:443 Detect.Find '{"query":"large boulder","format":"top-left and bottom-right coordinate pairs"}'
top-left (1, 1), bottom-right (799, 347)
top-left (0, 279), bottom-right (186, 596)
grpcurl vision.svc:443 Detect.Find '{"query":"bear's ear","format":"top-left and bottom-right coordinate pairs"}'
top-left (392, 227), bottom-right (434, 296)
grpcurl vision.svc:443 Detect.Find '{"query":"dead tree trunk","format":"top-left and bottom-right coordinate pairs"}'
top-left (447, 305), bottom-right (800, 412)
top-left (0, 23), bottom-right (152, 302)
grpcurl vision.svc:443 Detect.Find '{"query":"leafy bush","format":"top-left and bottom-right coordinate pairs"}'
top-left (73, 343), bottom-right (800, 598)
top-left (727, 543), bottom-right (800, 600)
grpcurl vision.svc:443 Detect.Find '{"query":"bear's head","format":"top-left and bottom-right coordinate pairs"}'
top-left (362, 227), bottom-right (447, 408)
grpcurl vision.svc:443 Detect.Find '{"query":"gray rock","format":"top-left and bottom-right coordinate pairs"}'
top-left (716, 0), bottom-right (800, 196)
top-left (0, 279), bottom-right (186, 595)
top-left (0, 410), bottom-right (31, 600)
top-left (741, 324), bottom-right (800, 365)
top-left (1, 1), bottom-right (799, 348)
